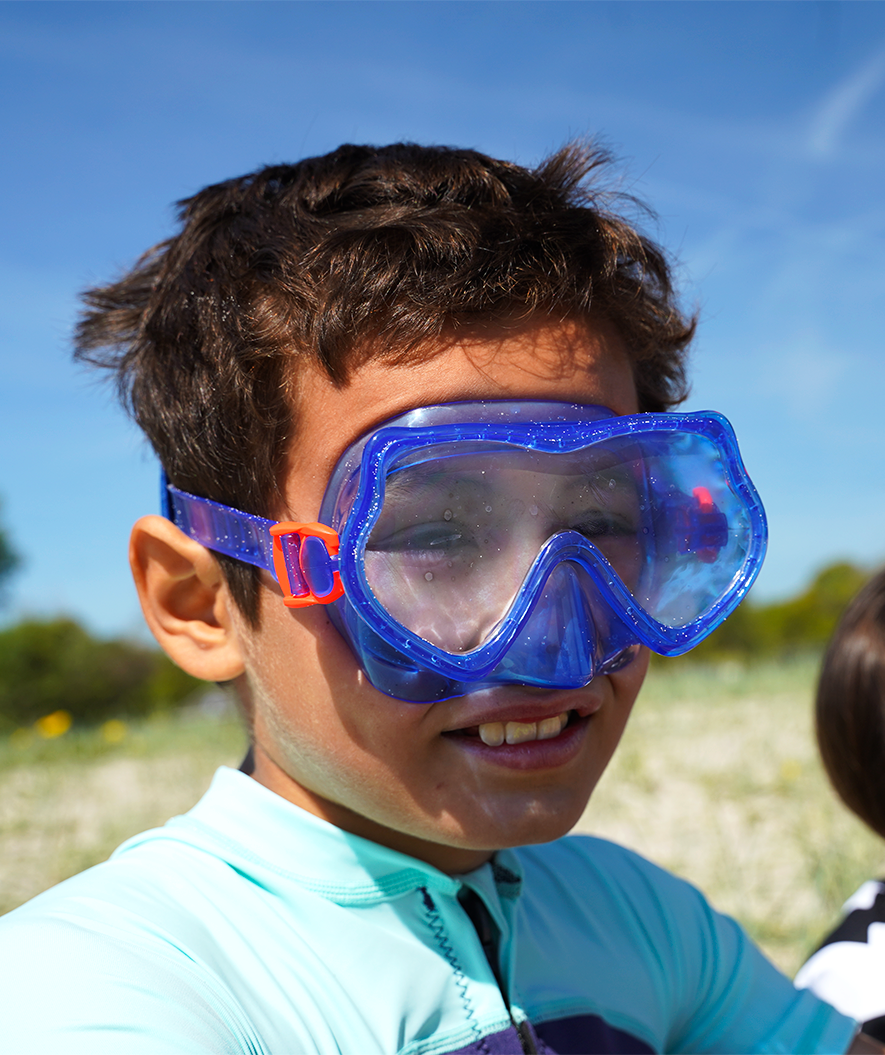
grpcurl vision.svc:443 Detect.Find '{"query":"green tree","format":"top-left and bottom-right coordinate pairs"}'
top-left (675, 561), bottom-right (872, 663)
top-left (0, 618), bottom-right (202, 731)
top-left (0, 501), bottom-right (21, 605)
top-left (771, 562), bottom-right (869, 651)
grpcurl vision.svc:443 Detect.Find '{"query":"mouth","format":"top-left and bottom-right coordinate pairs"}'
top-left (441, 705), bottom-right (591, 770)
top-left (452, 710), bottom-right (574, 747)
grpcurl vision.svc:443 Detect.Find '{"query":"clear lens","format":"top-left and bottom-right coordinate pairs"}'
top-left (364, 443), bottom-right (645, 651)
top-left (361, 432), bottom-right (753, 653)
top-left (637, 432), bottom-right (753, 628)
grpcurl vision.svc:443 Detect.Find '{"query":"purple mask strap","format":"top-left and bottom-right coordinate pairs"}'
top-left (164, 480), bottom-right (276, 574)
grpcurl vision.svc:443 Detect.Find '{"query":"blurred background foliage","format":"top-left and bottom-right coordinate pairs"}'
top-left (678, 561), bottom-right (871, 664)
top-left (0, 511), bottom-right (200, 732)
top-left (0, 619), bottom-right (200, 731)
top-left (0, 501), bottom-right (21, 606)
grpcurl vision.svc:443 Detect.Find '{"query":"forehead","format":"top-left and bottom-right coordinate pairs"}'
top-left (281, 317), bottom-right (638, 518)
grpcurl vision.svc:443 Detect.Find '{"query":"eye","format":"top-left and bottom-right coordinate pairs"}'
top-left (367, 521), bottom-right (476, 555)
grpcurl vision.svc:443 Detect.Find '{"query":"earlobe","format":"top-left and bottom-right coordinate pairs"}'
top-left (129, 515), bottom-right (247, 682)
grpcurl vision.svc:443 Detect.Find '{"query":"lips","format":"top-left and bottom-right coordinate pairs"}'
top-left (441, 705), bottom-right (591, 772)
top-left (443, 686), bottom-right (603, 753)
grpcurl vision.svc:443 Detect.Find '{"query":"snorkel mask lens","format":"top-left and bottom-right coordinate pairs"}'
top-left (318, 402), bottom-right (765, 700)
top-left (165, 401), bottom-right (767, 702)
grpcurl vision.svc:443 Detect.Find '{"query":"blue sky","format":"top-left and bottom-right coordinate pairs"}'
top-left (1, 1), bottom-right (884, 638)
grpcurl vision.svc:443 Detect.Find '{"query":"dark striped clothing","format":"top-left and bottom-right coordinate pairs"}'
top-left (797, 879), bottom-right (885, 1043)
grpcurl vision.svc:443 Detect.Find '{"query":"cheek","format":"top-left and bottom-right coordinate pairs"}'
top-left (243, 596), bottom-right (421, 774)
top-left (250, 591), bottom-right (358, 697)
top-left (238, 599), bottom-right (340, 746)
top-left (609, 647), bottom-right (649, 730)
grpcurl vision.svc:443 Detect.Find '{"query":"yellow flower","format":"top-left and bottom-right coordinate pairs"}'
top-left (34, 710), bottom-right (73, 739)
top-left (779, 758), bottom-right (802, 783)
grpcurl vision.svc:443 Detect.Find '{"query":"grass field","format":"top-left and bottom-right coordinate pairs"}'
top-left (577, 655), bottom-right (885, 975)
top-left (2, 657), bottom-right (882, 977)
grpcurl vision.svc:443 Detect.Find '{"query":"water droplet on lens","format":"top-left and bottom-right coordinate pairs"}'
top-left (484, 505), bottom-right (492, 513)
top-left (444, 509), bottom-right (453, 521)
top-left (425, 572), bottom-right (434, 581)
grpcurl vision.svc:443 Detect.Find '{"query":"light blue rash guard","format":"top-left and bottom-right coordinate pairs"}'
top-left (0, 767), bottom-right (855, 1054)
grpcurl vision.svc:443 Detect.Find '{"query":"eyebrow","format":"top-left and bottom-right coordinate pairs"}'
top-left (382, 468), bottom-right (490, 508)
top-left (558, 462), bottom-right (637, 497)
top-left (381, 456), bottom-right (639, 514)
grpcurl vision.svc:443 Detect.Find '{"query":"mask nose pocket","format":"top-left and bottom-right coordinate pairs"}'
top-left (493, 561), bottom-right (598, 687)
top-left (490, 554), bottom-right (644, 688)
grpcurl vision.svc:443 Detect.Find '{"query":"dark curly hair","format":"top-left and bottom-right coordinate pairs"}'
top-left (75, 140), bottom-right (695, 623)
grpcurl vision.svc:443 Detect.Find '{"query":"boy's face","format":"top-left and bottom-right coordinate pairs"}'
top-left (236, 317), bottom-right (648, 873)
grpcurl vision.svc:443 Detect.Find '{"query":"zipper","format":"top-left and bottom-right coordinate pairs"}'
top-left (458, 888), bottom-right (538, 1055)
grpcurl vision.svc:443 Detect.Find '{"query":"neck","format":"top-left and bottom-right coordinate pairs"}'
top-left (248, 747), bottom-right (495, 875)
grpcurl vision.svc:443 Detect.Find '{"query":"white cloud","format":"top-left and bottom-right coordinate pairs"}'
top-left (808, 38), bottom-right (885, 158)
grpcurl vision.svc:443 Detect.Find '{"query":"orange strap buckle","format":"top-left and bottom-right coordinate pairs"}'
top-left (270, 522), bottom-right (344, 608)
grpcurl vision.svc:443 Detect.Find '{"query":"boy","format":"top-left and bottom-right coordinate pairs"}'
top-left (0, 142), bottom-right (870, 1053)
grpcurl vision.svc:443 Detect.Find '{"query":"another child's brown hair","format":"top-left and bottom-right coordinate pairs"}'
top-left (74, 140), bottom-right (696, 623)
top-left (816, 569), bottom-right (885, 841)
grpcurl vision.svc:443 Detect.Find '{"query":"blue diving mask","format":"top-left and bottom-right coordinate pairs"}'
top-left (164, 400), bottom-right (767, 702)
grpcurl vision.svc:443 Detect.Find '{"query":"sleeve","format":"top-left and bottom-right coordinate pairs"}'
top-left (527, 837), bottom-right (859, 1055)
top-left (795, 881), bottom-right (885, 1032)
top-left (0, 907), bottom-right (267, 1055)
top-left (667, 899), bottom-right (858, 1054)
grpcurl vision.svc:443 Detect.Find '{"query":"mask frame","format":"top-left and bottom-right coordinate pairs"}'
top-left (164, 400), bottom-right (767, 702)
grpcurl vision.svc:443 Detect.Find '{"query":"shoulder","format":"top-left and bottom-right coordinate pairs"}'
top-left (512, 836), bottom-right (858, 1054)
top-left (513, 835), bottom-right (727, 968)
top-left (0, 835), bottom-right (266, 1053)
top-left (514, 832), bottom-right (710, 924)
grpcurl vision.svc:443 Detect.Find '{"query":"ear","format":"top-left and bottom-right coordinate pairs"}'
top-left (129, 515), bottom-right (247, 682)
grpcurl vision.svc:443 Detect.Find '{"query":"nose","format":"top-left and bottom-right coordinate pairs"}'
top-left (492, 561), bottom-right (598, 688)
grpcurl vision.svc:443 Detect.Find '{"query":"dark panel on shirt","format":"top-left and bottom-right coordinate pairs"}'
top-left (450, 1024), bottom-right (532, 1054)
top-left (534, 1014), bottom-right (655, 1054)
top-left (449, 1015), bottom-right (655, 1055)
top-left (863, 1015), bottom-right (885, 1045)
top-left (819, 881), bottom-right (885, 949)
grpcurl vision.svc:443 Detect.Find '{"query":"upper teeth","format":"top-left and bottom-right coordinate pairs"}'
top-left (478, 712), bottom-right (569, 747)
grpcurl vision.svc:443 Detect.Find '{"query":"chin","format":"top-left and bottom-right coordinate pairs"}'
top-left (449, 793), bottom-right (593, 853)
